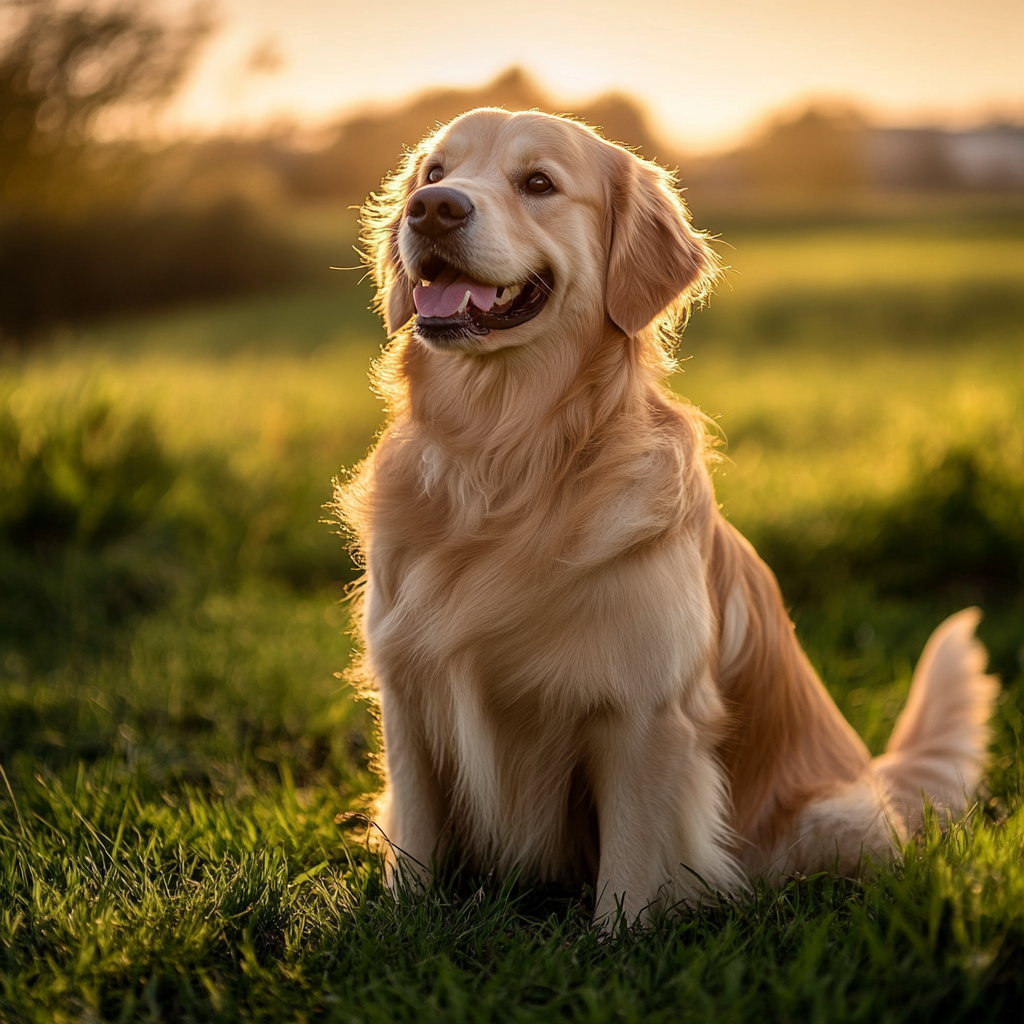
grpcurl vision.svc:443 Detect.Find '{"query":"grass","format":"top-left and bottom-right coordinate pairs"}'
top-left (1, 214), bottom-right (1022, 1021)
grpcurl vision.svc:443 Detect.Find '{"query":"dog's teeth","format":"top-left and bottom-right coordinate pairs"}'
top-left (495, 284), bottom-right (521, 307)
top-left (456, 289), bottom-right (471, 314)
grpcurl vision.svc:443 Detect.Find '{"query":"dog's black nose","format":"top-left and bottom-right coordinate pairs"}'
top-left (405, 186), bottom-right (473, 238)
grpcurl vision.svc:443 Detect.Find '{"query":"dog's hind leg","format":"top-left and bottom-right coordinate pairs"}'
top-left (761, 772), bottom-right (905, 880)
top-left (585, 700), bottom-right (745, 926)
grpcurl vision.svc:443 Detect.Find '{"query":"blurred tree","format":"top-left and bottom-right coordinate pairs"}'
top-left (277, 67), bottom-right (676, 209)
top-left (741, 103), bottom-right (868, 195)
top-left (0, 0), bottom-right (212, 215)
top-left (281, 68), bottom-right (549, 204)
top-left (0, 5), bottom-right (310, 342)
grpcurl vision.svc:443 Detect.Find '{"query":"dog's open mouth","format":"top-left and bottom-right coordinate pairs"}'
top-left (412, 260), bottom-right (552, 342)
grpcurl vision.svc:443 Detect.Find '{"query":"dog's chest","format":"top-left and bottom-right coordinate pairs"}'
top-left (366, 477), bottom-right (714, 717)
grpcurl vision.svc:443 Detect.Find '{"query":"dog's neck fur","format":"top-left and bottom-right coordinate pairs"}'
top-left (388, 317), bottom-right (662, 502)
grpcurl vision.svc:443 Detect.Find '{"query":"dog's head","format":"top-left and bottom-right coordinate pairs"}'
top-left (362, 108), bottom-right (719, 353)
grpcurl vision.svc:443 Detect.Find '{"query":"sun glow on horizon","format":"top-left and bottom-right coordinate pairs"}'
top-left (160, 0), bottom-right (1024, 152)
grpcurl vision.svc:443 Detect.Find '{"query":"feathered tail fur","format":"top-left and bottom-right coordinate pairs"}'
top-left (873, 608), bottom-right (999, 831)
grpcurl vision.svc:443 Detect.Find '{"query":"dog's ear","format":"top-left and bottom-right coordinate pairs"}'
top-left (604, 150), bottom-right (719, 337)
top-left (361, 149), bottom-right (424, 335)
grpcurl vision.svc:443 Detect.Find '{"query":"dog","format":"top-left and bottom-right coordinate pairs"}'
top-left (336, 108), bottom-right (998, 925)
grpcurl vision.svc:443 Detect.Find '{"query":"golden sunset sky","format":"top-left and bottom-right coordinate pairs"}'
top-left (169, 0), bottom-right (1024, 151)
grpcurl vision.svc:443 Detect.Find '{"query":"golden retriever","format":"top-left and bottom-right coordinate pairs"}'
top-left (337, 108), bottom-right (998, 925)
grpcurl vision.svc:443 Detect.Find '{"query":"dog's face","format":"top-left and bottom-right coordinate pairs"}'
top-left (365, 108), bottom-right (719, 353)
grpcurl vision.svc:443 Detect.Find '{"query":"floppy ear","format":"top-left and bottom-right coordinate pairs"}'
top-left (604, 151), bottom-right (719, 336)
top-left (361, 149), bottom-right (424, 335)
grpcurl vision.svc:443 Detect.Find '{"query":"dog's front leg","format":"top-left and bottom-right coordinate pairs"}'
top-left (378, 684), bottom-right (446, 889)
top-left (586, 702), bottom-right (741, 927)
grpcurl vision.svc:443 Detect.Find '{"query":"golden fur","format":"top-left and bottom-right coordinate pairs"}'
top-left (337, 108), bottom-right (998, 923)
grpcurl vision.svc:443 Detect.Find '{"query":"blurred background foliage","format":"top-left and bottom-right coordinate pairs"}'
top-left (0, 0), bottom-right (210, 215)
top-left (0, 0), bottom-right (308, 338)
top-left (2, 2), bottom-right (1023, 342)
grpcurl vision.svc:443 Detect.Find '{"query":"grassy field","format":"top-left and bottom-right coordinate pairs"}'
top-left (1, 213), bottom-right (1023, 1022)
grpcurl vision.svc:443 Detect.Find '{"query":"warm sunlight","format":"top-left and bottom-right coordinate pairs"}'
top-left (2, 2), bottom-right (1022, 1018)
top-left (167, 0), bottom-right (1024, 149)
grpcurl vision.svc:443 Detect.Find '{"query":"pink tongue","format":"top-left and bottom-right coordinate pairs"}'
top-left (413, 266), bottom-right (498, 318)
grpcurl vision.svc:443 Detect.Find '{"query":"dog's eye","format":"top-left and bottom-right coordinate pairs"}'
top-left (426, 166), bottom-right (445, 184)
top-left (525, 172), bottom-right (554, 194)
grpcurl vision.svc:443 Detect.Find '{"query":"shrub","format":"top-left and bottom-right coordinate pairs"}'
top-left (757, 448), bottom-right (1024, 607)
top-left (0, 200), bottom-right (309, 341)
top-left (686, 282), bottom-right (1024, 348)
top-left (0, 399), bottom-right (356, 668)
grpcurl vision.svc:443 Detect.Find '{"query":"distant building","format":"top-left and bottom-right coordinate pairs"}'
top-left (866, 125), bottom-right (1024, 191)
top-left (688, 106), bottom-right (1024, 201)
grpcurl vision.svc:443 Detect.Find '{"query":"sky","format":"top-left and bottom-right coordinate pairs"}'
top-left (167, 0), bottom-right (1024, 152)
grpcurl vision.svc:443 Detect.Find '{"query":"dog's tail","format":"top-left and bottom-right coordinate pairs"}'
top-left (872, 608), bottom-right (999, 832)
